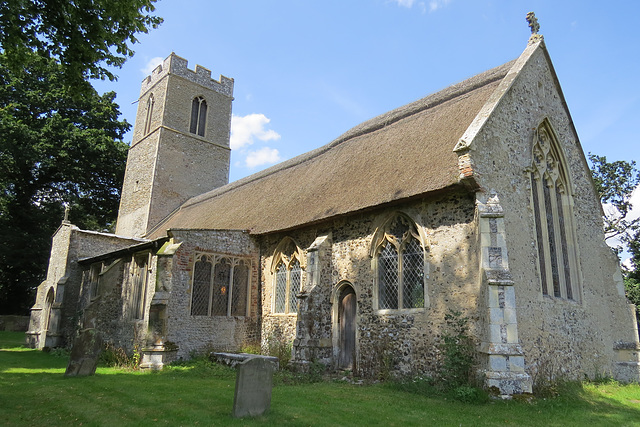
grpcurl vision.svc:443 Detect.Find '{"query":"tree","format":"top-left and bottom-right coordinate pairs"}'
top-left (589, 154), bottom-right (640, 326)
top-left (0, 52), bottom-right (130, 314)
top-left (589, 154), bottom-right (640, 251)
top-left (0, 0), bottom-right (162, 85)
top-left (624, 231), bottom-right (640, 326)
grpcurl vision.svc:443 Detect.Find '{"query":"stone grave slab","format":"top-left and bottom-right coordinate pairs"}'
top-left (232, 356), bottom-right (276, 418)
top-left (64, 328), bottom-right (103, 377)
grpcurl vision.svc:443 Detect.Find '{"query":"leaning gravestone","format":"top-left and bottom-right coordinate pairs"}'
top-left (64, 328), bottom-right (103, 377)
top-left (232, 356), bottom-right (276, 418)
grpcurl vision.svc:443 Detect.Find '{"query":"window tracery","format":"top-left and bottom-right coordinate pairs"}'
top-left (530, 120), bottom-right (579, 301)
top-left (374, 214), bottom-right (426, 310)
top-left (190, 253), bottom-right (251, 316)
top-left (272, 238), bottom-right (303, 314)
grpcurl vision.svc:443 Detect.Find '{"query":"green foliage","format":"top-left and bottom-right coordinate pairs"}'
top-left (624, 276), bottom-right (640, 325)
top-left (588, 153), bottom-right (640, 251)
top-left (589, 154), bottom-right (640, 326)
top-left (274, 360), bottom-right (326, 385)
top-left (99, 343), bottom-right (140, 370)
top-left (44, 346), bottom-right (70, 359)
top-left (452, 385), bottom-right (488, 403)
top-left (169, 356), bottom-right (236, 380)
top-left (0, 52), bottom-right (130, 314)
top-left (239, 341), bottom-right (262, 355)
top-left (438, 310), bottom-right (475, 389)
top-left (0, 0), bottom-right (162, 85)
top-left (266, 333), bottom-right (292, 368)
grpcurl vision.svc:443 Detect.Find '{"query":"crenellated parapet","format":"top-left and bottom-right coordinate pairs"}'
top-left (140, 53), bottom-right (234, 98)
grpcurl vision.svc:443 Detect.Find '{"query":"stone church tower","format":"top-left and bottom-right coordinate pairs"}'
top-left (115, 53), bottom-right (234, 237)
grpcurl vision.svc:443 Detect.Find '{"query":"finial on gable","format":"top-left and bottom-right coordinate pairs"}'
top-left (526, 11), bottom-right (543, 44)
top-left (63, 202), bottom-right (70, 224)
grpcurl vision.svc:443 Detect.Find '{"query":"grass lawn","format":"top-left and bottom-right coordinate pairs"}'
top-left (1, 331), bottom-right (639, 426)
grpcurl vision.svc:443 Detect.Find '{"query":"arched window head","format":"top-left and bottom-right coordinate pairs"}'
top-left (373, 213), bottom-right (426, 311)
top-left (530, 119), bottom-right (579, 301)
top-left (272, 238), bottom-right (304, 314)
top-left (190, 96), bottom-right (207, 137)
top-left (144, 94), bottom-right (154, 135)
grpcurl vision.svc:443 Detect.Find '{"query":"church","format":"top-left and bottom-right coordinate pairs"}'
top-left (26, 24), bottom-right (640, 394)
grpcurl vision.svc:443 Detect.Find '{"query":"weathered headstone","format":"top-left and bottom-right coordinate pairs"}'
top-left (64, 328), bottom-right (103, 377)
top-left (232, 356), bottom-right (276, 418)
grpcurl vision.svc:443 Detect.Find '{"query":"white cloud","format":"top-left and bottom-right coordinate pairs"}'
top-left (391, 0), bottom-right (430, 13)
top-left (429, 0), bottom-right (451, 12)
top-left (141, 57), bottom-right (164, 75)
top-left (628, 185), bottom-right (640, 222)
top-left (230, 113), bottom-right (281, 150)
top-left (245, 147), bottom-right (282, 168)
top-left (393, 0), bottom-right (415, 7)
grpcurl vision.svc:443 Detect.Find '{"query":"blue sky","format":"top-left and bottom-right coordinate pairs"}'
top-left (93, 0), bottom-right (639, 189)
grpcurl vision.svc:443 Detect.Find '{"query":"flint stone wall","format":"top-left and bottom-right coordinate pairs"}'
top-left (468, 45), bottom-right (639, 380)
top-left (261, 192), bottom-right (479, 376)
top-left (166, 229), bottom-right (260, 359)
top-left (28, 223), bottom-right (144, 348)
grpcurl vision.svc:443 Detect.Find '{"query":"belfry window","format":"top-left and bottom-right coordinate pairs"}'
top-left (272, 238), bottom-right (303, 314)
top-left (190, 96), bottom-right (207, 137)
top-left (144, 94), bottom-right (154, 135)
top-left (191, 253), bottom-right (251, 316)
top-left (374, 214), bottom-right (425, 311)
top-left (530, 120), bottom-right (579, 301)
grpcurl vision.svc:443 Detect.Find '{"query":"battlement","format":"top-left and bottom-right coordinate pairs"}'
top-left (140, 53), bottom-right (234, 98)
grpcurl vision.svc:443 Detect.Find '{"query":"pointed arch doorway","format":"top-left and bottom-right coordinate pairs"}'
top-left (337, 284), bottom-right (356, 370)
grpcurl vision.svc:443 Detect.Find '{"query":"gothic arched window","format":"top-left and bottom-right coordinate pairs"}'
top-left (190, 96), bottom-right (207, 137)
top-left (530, 120), bottom-right (579, 301)
top-left (272, 238), bottom-right (303, 314)
top-left (374, 214), bottom-right (426, 310)
top-left (190, 253), bottom-right (251, 316)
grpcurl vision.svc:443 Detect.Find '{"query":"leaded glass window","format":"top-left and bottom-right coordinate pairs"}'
top-left (190, 253), bottom-right (251, 316)
top-left (231, 260), bottom-right (249, 316)
top-left (378, 243), bottom-right (399, 309)
top-left (402, 239), bottom-right (425, 309)
top-left (530, 120), bottom-right (579, 301)
top-left (289, 259), bottom-right (301, 313)
top-left (212, 258), bottom-right (231, 316)
top-left (191, 256), bottom-right (212, 315)
top-left (275, 262), bottom-right (287, 313)
top-left (272, 239), bottom-right (304, 314)
top-left (375, 214), bottom-right (425, 311)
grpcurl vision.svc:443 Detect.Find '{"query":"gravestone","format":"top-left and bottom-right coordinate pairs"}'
top-left (232, 356), bottom-right (276, 418)
top-left (64, 328), bottom-right (103, 377)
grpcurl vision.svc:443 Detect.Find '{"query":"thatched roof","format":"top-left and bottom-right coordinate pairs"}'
top-left (148, 59), bottom-right (516, 237)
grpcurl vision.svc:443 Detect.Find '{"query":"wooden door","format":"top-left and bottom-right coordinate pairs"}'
top-left (338, 287), bottom-right (356, 369)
